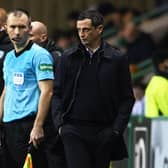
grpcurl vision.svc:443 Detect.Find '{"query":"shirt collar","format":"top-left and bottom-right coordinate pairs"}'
top-left (85, 46), bottom-right (100, 58)
top-left (15, 41), bottom-right (33, 57)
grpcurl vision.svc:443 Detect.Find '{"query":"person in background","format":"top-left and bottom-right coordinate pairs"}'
top-left (97, 2), bottom-right (118, 30)
top-left (30, 21), bottom-right (62, 68)
top-left (131, 80), bottom-right (146, 116)
top-left (52, 10), bottom-right (134, 168)
top-left (117, 21), bottom-right (156, 64)
top-left (0, 7), bottom-right (13, 168)
top-left (30, 20), bottom-right (66, 168)
top-left (120, 7), bottom-right (141, 25)
top-left (145, 49), bottom-right (168, 117)
top-left (0, 8), bottom-right (13, 95)
top-left (0, 9), bottom-right (54, 168)
top-left (51, 28), bottom-right (78, 51)
top-left (66, 10), bottom-right (80, 30)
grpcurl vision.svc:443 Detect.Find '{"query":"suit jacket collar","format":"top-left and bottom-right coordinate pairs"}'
top-left (76, 40), bottom-right (121, 60)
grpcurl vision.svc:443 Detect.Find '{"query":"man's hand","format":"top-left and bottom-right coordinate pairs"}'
top-left (29, 125), bottom-right (44, 148)
top-left (98, 127), bottom-right (120, 146)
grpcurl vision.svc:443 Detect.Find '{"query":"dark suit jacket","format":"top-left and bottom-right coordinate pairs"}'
top-left (52, 41), bottom-right (135, 160)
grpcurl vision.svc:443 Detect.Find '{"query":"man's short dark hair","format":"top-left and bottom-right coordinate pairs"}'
top-left (77, 10), bottom-right (104, 27)
top-left (8, 8), bottom-right (31, 26)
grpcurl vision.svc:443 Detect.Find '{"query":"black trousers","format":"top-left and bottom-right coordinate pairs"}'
top-left (60, 124), bottom-right (114, 168)
top-left (4, 117), bottom-right (47, 168)
top-left (44, 122), bottom-right (66, 168)
top-left (3, 117), bottom-right (66, 168)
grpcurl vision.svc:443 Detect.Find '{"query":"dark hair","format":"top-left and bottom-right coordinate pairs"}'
top-left (8, 8), bottom-right (31, 26)
top-left (77, 10), bottom-right (104, 27)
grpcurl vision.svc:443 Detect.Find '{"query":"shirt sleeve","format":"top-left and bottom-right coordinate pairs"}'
top-left (33, 51), bottom-right (54, 81)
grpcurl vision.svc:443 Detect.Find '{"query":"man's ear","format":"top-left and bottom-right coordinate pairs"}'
top-left (97, 25), bottom-right (104, 34)
top-left (41, 33), bottom-right (47, 42)
top-left (4, 24), bottom-right (7, 31)
top-left (29, 24), bottom-right (32, 30)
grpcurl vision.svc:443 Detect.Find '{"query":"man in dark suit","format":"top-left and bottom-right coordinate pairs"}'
top-left (52, 10), bottom-right (135, 168)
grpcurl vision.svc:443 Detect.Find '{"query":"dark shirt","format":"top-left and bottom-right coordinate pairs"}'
top-left (66, 50), bottom-right (107, 124)
top-left (0, 30), bottom-right (13, 94)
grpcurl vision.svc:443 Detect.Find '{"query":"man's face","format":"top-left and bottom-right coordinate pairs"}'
top-left (29, 27), bottom-right (41, 44)
top-left (77, 18), bottom-right (103, 47)
top-left (121, 22), bottom-right (137, 42)
top-left (29, 23), bottom-right (43, 44)
top-left (6, 13), bottom-right (31, 48)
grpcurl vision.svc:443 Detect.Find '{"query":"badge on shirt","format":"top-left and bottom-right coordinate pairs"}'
top-left (39, 64), bottom-right (53, 71)
top-left (13, 72), bottom-right (24, 85)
